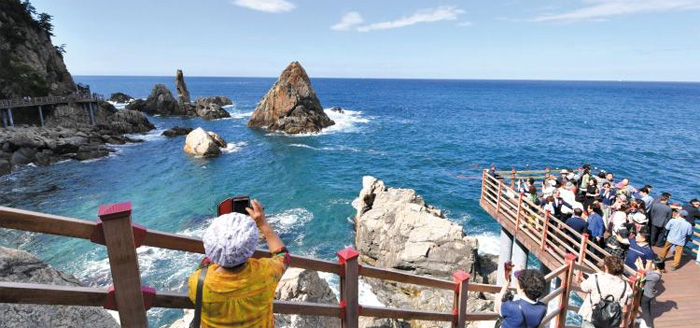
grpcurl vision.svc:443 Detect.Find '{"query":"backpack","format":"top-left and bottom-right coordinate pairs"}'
top-left (590, 275), bottom-right (627, 328)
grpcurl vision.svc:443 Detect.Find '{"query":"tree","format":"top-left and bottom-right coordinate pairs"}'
top-left (37, 12), bottom-right (54, 36)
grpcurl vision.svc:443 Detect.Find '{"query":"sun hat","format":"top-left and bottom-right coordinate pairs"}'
top-left (560, 169), bottom-right (569, 174)
top-left (203, 212), bottom-right (259, 268)
top-left (632, 212), bottom-right (648, 224)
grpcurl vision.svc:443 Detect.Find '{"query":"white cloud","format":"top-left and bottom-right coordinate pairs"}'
top-left (331, 12), bottom-right (364, 31)
top-left (531, 0), bottom-right (700, 22)
top-left (331, 6), bottom-right (465, 32)
top-left (458, 21), bottom-right (474, 27)
top-left (233, 0), bottom-right (295, 13)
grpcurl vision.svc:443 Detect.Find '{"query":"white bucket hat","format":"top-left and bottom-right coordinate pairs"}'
top-left (203, 212), bottom-right (259, 268)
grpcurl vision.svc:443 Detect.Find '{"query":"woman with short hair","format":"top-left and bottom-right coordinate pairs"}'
top-left (578, 256), bottom-right (633, 328)
top-left (495, 268), bottom-right (548, 328)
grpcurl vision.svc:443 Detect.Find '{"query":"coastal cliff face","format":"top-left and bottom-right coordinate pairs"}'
top-left (355, 176), bottom-right (495, 328)
top-left (247, 61), bottom-right (334, 134)
top-left (0, 247), bottom-right (119, 328)
top-left (0, 0), bottom-right (75, 98)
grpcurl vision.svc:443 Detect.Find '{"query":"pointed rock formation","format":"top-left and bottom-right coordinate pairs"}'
top-left (247, 61), bottom-right (334, 134)
top-left (127, 84), bottom-right (182, 115)
top-left (175, 69), bottom-right (191, 107)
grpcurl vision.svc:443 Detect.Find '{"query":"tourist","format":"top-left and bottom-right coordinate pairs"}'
top-left (559, 182), bottom-right (577, 206)
top-left (583, 178), bottom-right (599, 210)
top-left (578, 256), bottom-right (633, 328)
top-left (650, 195), bottom-right (672, 247)
top-left (587, 202), bottom-right (605, 249)
top-left (630, 212), bottom-right (648, 234)
top-left (605, 229), bottom-right (630, 259)
top-left (518, 178), bottom-right (535, 195)
top-left (625, 226), bottom-right (654, 271)
top-left (681, 198), bottom-right (700, 226)
top-left (566, 208), bottom-right (588, 242)
top-left (495, 268), bottom-right (547, 328)
top-left (597, 171), bottom-right (608, 189)
top-left (616, 178), bottom-right (637, 198)
top-left (527, 185), bottom-right (539, 205)
top-left (659, 209), bottom-right (693, 271)
top-left (636, 187), bottom-right (654, 214)
top-left (578, 166), bottom-right (592, 195)
top-left (637, 257), bottom-right (664, 328)
top-left (610, 203), bottom-right (629, 233)
top-left (188, 200), bottom-right (289, 327)
top-left (600, 182), bottom-right (616, 226)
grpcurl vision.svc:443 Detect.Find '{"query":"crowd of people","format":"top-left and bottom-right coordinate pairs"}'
top-left (505, 164), bottom-right (699, 328)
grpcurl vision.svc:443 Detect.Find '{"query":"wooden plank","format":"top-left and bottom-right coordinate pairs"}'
top-left (274, 300), bottom-right (342, 317)
top-left (540, 286), bottom-right (564, 304)
top-left (464, 312), bottom-right (500, 321)
top-left (544, 264), bottom-right (569, 282)
top-left (0, 282), bottom-right (106, 306)
top-left (0, 206), bottom-right (95, 240)
top-left (360, 266), bottom-right (454, 290)
top-left (538, 308), bottom-right (561, 328)
top-left (98, 202), bottom-right (148, 326)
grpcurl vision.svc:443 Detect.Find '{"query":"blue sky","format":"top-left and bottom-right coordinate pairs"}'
top-left (34, 0), bottom-right (700, 81)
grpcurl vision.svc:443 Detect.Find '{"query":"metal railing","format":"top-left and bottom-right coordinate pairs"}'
top-left (0, 94), bottom-right (104, 109)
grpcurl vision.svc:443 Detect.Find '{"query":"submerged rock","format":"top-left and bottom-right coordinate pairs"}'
top-left (162, 126), bottom-right (194, 137)
top-left (354, 176), bottom-right (496, 328)
top-left (247, 61), bottom-right (334, 134)
top-left (330, 106), bottom-right (345, 114)
top-left (108, 92), bottom-right (134, 103)
top-left (183, 127), bottom-right (225, 157)
top-left (0, 247), bottom-right (120, 328)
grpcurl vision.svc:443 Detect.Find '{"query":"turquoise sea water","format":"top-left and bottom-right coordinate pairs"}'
top-left (1, 77), bottom-right (699, 326)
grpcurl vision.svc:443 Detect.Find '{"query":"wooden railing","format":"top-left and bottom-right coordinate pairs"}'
top-left (480, 170), bottom-right (646, 327)
top-left (0, 94), bottom-right (104, 109)
top-left (0, 203), bottom-right (516, 328)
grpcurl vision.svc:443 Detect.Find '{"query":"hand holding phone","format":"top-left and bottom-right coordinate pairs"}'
top-left (245, 199), bottom-right (267, 228)
top-left (504, 261), bottom-right (514, 282)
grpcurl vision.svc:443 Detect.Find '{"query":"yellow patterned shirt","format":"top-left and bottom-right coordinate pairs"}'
top-left (188, 254), bottom-right (287, 328)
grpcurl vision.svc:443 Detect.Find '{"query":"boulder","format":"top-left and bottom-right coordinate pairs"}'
top-left (175, 69), bottom-right (191, 107)
top-left (194, 96), bottom-right (233, 107)
top-left (74, 145), bottom-right (109, 161)
top-left (100, 109), bottom-right (155, 134)
top-left (162, 126), bottom-right (194, 138)
top-left (0, 247), bottom-right (120, 328)
top-left (330, 106), bottom-right (345, 114)
top-left (355, 176), bottom-right (495, 328)
top-left (108, 92), bottom-right (134, 103)
top-left (247, 61), bottom-right (334, 134)
top-left (206, 131), bottom-right (227, 148)
top-left (191, 97), bottom-right (232, 119)
top-left (274, 268), bottom-right (341, 328)
top-left (183, 128), bottom-right (224, 157)
top-left (127, 84), bottom-right (182, 115)
top-left (10, 148), bottom-right (36, 166)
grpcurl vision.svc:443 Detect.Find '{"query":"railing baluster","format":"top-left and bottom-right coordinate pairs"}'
top-left (452, 271), bottom-right (470, 328)
top-left (556, 254), bottom-right (576, 328)
top-left (577, 233), bottom-right (589, 281)
top-left (337, 248), bottom-right (359, 328)
top-left (515, 192), bottom-right (524, 234)
top-left (510, 167), bottom-right (516, 189)
top-left (541, 210), bottom-right (551, 251)
top-left (495, 180), bottom-right (503, 217)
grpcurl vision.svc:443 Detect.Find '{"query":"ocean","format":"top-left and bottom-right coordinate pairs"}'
top-left (1, 77), bottom-right (699, 326)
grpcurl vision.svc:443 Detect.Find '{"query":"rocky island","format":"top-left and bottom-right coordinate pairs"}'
top-left (247, 61), bottom-right (335, 134)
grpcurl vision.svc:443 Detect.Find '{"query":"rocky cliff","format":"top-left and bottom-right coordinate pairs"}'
top-left (355, 176), bottom-right (495, 328)
top-left (247, 61), bottom-right (334, 134)
top-left (0, 0), bottom-right (75, 98)
top-left (0, 247), bottom-right (120, 328)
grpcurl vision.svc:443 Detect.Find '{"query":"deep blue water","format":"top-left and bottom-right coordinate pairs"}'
top-left (1, 77), bottom-right (699, 326)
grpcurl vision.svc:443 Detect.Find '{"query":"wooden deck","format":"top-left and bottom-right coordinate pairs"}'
top-left (649, 247), bottom-right (699, 328)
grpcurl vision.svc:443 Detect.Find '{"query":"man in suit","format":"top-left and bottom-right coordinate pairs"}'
top-left (650, 195), bottom-right (672, 247)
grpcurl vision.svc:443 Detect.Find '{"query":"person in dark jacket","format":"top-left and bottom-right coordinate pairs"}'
top-left (566, 208), bottom-right (588, 244)
top-left (650, 195), bottom-right (672, 247)
top-left (682, 199), bottom-right (700, 226)
top-left (496, 269), bottom-right (548, 328)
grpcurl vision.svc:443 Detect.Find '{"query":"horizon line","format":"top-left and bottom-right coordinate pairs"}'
top-left (71, 75), bottom-right (700, 84)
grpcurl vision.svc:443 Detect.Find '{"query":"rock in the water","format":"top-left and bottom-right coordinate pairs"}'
top-left (99, 109), bottom-right (155, 134)
top-left (10, 148), bottom-right (36, 166)
top-left (162, 126), bottom-right (194, 137)
top-left (354, 176), bottom-right (496, 328)
top-left (0, 159), bottom-right (10, 175)
top-left (330, 106), bottom-right (345, 114)
top-left (175, 69), bottom-right (191, 107)
top-left (247, 61), bottom-right (334, 134)
top-left (183, 128), bottom-right (224, 157)
top-left (191, 96), bottom-right (233, 119)
top-left (0, 247), bottom-right (120, 328)
top-left (195, 96), bottom-right (233, 107)
top-left (127, 84), bottom-right (182, 115)
top-left (274, 268), bottom-right (341, 328)
top-left (108, 92), bottom-right (134, 103)
top-left (74, 145), bottom-right (109, 161)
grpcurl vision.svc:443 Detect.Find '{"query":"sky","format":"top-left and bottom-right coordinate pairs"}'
top-left (33, 0), bottom-right (700, 81)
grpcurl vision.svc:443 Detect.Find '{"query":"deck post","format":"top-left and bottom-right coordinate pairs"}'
top-left (88, 102), bottom-right (95, 125)
top-left (7, 108), bottom-right (14, 127)
top-left (556, 254), bottom-right (576, 328)
top-left (541, 210), bottom-right (551, 251)
top-left (511, 238), bottom-right (529, 271)
top-left (497, 229), bottom-right (514, 286)
top-left (337, 248), bottom-right (359, 328)
top-left (452, 271), bottom-right (470, 328)
top-left (510, 167), bottom-right (516, 189)
top-left (98, 202), bottom-right (148, 327)
top-left (480, 169), bottom-right (487, 205)
top-left (38, 106), bottom-right (45, 127)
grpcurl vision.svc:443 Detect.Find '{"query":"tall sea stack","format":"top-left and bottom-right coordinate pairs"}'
top-left (247, 61), bottom-right (334, 134)
top-left (175, 69), bottom-right (191, 107)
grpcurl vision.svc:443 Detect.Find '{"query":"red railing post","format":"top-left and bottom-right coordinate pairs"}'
top-left (480, 169), bottom-right (487, 206)
top-left (337, 248), bottom-right (360, 328)
top-left (510, 167), bottom-right (516, 189)
top-left (541, 210), bottom-right (551, 251)
top-left (452, 271), bottom-right (470, 328)
top-left (97, 202), bottom-right (148, 327)
top-left (577, 233), bottom-right (589, 281)
top-left (557, 254), bottom-right (577, 328)
top-left (495, 180), bottom-right (503, 216)
top-left (515, 192), bottom-right (524, 234)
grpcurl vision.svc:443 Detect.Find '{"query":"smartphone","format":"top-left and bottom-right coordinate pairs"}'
top-left (232, 196), bottom-right (251, 215)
